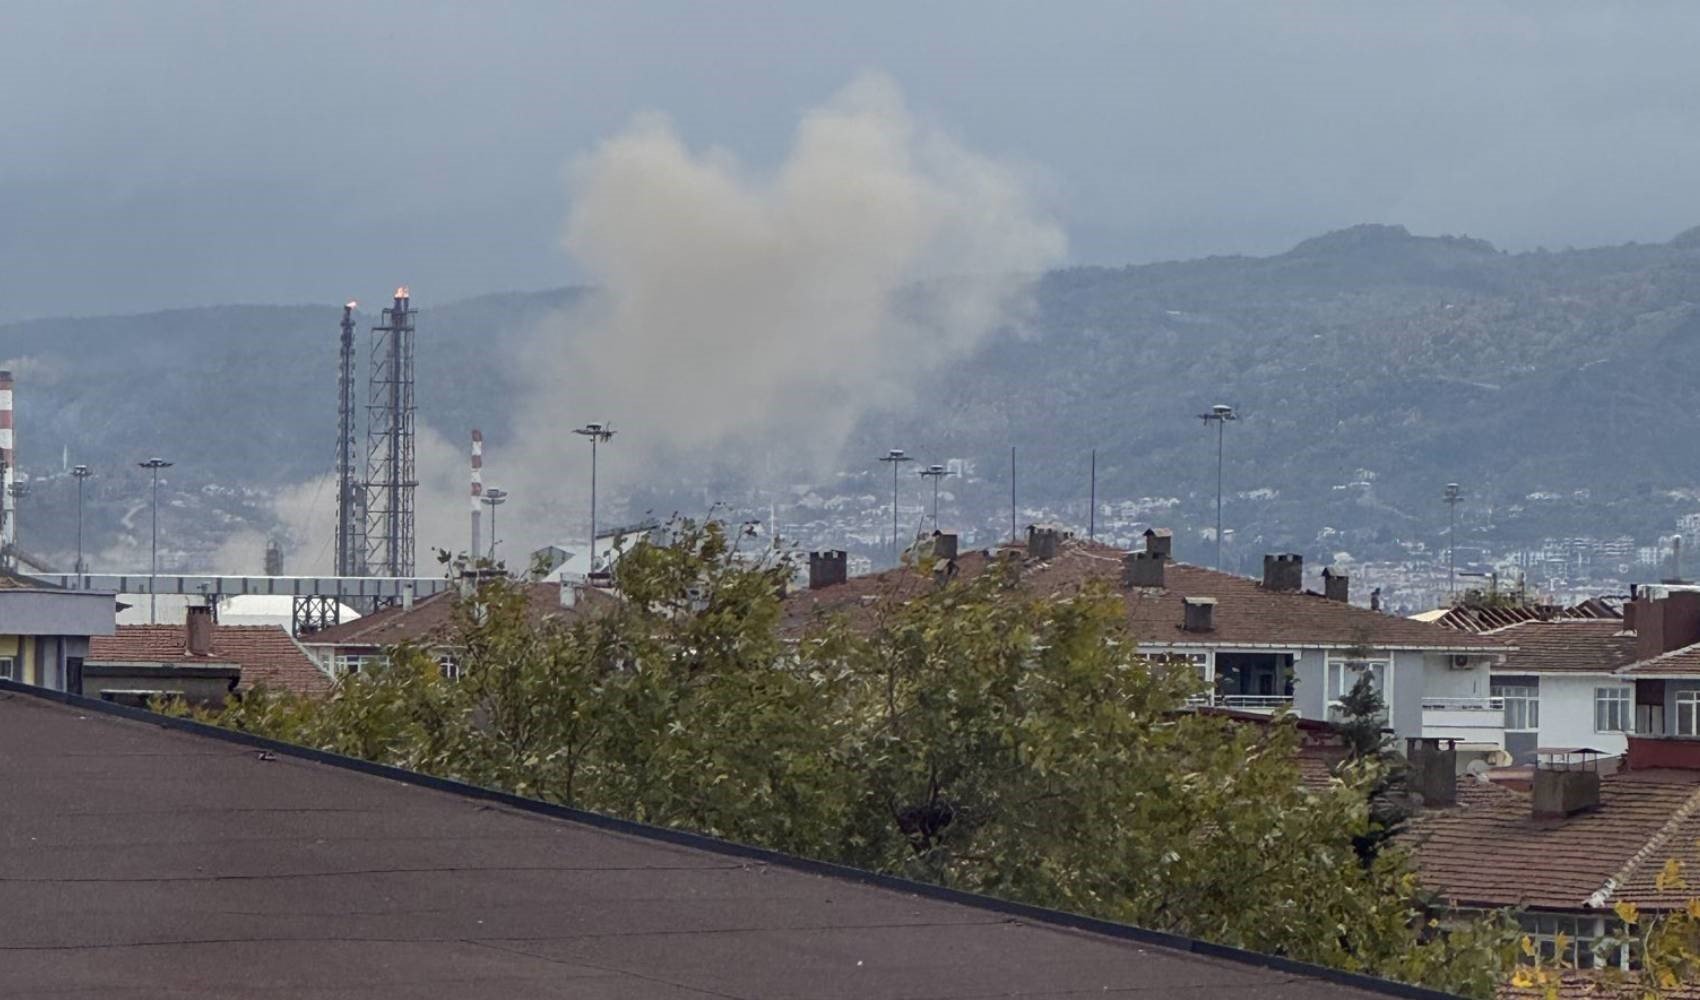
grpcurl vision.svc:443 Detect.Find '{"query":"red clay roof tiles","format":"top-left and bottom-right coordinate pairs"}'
top-left (88, 624), bottom-right (330, 696)
top-left (1489, 620), bottom-right (1640, 675)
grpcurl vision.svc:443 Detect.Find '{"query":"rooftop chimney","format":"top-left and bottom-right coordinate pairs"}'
top-left (1322, 567), bottom-right (1349, 603)
top-left (1123, 550), bottom-right (1166, 588)
top-left (559, 581), bottom-right (578, 608)
top-left (1405, 738), bottom-right (1457, 808)
top-left (1262, 553), bottom-right (1304, 592)
top-left (1370, 587), bottom-right (1382, 613)
top-left (1182, 596), bottom-right (1217, 632)
top-left (185, 604), bottom-right (215, 658)
top-left (934, 532), bottom-right (959, 561)
top-left (1634, 591), bottom-right (1700, 662)
top-left (1532, 750), bottom-right (1601, 819)
top-left (1027, 525), bottom-right (1064, 561)
top-left (809, 550), bottom-right (848, 590)
top-left (1143, 528), bottom-right (1173, 559)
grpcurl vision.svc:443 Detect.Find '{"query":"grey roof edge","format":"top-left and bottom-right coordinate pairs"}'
top-left (0, 677), bottom-right (1462, 1000)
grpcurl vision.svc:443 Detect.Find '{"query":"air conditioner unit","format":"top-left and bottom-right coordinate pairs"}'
top-left (1449, 654), bottom-right (1474, 670)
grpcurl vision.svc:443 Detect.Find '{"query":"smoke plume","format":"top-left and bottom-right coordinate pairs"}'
top-left (505, 73), bottom-right (1064, 501)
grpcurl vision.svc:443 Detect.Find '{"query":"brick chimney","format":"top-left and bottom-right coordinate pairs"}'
top-left (808, 550), bottom-right (848, 590)
top-left (1027, 525), bottom-right (1064, 561)
top-left (1405, 738), bottom-right (1457, 808)
top-left (1262, 553), bottom-right (1304, 592)
top-left (185, 605), bottom-right (215, 658)
top-left (1123, 550), bottom-right (1165, 588)
top-left (1532, 751), bottom-right (1601, 819)
top-left (1182, 596), bottom-right (1216, 632)
top-left (1633, 591), bottom-right (1700, 662)
top-left (1143, 528), bottom-right (1173, 559)
top-left (1322, 567), bottom-right (1349, 603)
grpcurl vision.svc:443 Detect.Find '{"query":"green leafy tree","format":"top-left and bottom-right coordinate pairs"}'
top-left (199, 523), bottom-right (1520, 997)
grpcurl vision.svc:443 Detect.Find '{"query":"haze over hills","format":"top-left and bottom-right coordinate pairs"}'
top-left (7, 223), bottom-right (1700, 578)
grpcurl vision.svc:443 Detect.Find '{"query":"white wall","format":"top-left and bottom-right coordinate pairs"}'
top-left (1536, 673), bottom-right (1629, 756)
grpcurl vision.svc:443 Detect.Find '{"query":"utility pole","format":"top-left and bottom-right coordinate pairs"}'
top-left (1010, 446), bottom-right (1017, 544)
top-left (138, 457), bottom-right (172, 624)
top-left (71, 464), bottom-right (91, 578)
top-left (1089, 449), bottom-right (1096, 542)
top-left (878, 449), bottom-right (913, 561)
top-left (1444, 482), bottom-right (1464, 602)
top-left (574, 423), bottom-right (616, 574)
top-left (918, 464), bottom-right (952, 531)
top-left (1198, 404), bottom-right (1237, 570)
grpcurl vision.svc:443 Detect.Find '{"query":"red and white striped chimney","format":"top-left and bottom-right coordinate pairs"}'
top-left (0, 370), bottom-right (13, 550)
top-left (470, 429), bottom-right (483, 560)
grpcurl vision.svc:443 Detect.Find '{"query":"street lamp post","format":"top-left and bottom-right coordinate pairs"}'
top-left (481, 487), bottom-right (508, 564)
top-left (138, 458), bottom-right (172, 624)
top-left (917, 464), bottom-right (952, 531)
top-left (878, 449), bottom-right (913, 560)
top-left (71, 465), bottom-right (91, 578)
top-left (1443, 482), bottom-right (1464, 601)
top-left (573, 423), bottom-right (615, 574)
top-left (1197, 404), bottom-right (1237, 570)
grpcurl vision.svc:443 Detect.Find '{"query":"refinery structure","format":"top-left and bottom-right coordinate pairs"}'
top-left (0, 287), bottom-right (440, 636)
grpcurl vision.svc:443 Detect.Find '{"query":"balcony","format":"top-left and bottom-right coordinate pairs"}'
top-left (1421, 696), bottom-right (1505, 748)
top-left (1188, 693), bottom-right (1296, 716)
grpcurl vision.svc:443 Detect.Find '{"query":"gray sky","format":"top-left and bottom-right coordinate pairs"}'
top-left (5, 0), bottom-right (1700, 321)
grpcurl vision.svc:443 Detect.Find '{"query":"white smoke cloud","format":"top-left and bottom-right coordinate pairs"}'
top-left (265, 73), bottom-right (1063, 568)
top-left (503, 72), bottom-right (1064, 494)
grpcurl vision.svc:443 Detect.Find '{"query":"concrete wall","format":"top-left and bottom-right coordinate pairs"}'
top-left (1390, 650), bottom-right (1426, 740)
top-left (1420, 654), bottom-right (1492, 699)
top-left (0, 590), bottom-right (116, 637)
top-left (1293, 649), bottom-right (1328, 720)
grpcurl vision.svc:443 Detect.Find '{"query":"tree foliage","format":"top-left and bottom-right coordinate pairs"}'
top-left (198, 521), bottom-right (1522, 996)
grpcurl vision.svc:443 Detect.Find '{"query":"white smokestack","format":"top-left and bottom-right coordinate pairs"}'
top-left (0, 370), bottom-right (13, 551)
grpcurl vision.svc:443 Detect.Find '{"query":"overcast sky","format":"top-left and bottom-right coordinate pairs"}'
top-left (4, 0), bottom-right (1700, 321)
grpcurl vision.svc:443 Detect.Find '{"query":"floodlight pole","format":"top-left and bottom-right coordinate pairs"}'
top-left (138, 457), bottom-right (172, 624)
top-left (878, 449), bottom-right (913, 560)
top-left (1444, 482), bottom-right (1464, 601)
top-left (1198, 404), bottom-right (1237, 570)
top-left (482, 488), bottom-right (509, 563)
top-left (574, 423), bottom-right (616, 573)
top-left (71, 464), bottom-right (91, 579)
top-left (918, 464), bottom-right (952, 531)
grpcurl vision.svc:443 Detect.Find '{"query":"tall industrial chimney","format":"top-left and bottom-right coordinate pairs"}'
top-left (333, 301), bottom-right (364, 578)
top-left (470, 429), bottom-right (483, 560)
top-left (0, 370), bottom-right (13, 555)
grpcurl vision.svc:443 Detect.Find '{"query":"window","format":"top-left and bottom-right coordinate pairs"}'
top-left (335, 654), bottom-right (382, 675)
top-left (0, 657), bottom-right (12, 681)
top-left (1520, 913), bottom-right (1622, 970)
top-left (1678, 690), bottom-right (1700, 737)
top-left (436, 653), bottom-right (461, 680)
top-left (1595, 686), bottom-right (1633, 733)
top-left (1494, 683), bottom-right (1540, 732)
top-left (1326, 653), bottom-right (1390, 721)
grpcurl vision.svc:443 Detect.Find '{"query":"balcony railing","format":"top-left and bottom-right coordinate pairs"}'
top-left (1187, 693), bottom-right (1296, 715)
top-left (1422, 696), bottom-right (1506, 748)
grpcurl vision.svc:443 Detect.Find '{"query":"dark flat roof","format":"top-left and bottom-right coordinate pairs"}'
top-left (0, 689), bottom-right (1443, 998)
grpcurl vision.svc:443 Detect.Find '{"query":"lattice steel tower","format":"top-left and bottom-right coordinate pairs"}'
top-left (334, 301), bottom-right (365, 578)
top-left (363, 287), bottom-right (417, 578)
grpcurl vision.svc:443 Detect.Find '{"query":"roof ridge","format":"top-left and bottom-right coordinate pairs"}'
top-left (1586, 783), bottom-right (1700, 909)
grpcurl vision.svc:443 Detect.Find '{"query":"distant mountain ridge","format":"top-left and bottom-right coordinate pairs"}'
top-left (7, 224), bottom-right (1700, 565)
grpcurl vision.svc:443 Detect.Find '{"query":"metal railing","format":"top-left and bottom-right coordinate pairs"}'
top-left (1420, 696), bottom-right (1505, 712)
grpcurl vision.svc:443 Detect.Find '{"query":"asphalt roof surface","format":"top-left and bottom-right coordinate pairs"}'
top-left (1, 692), bottom-right (1429, 999)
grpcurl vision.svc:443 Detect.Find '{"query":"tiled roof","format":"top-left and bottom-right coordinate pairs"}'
top-left (88, 624), bottom-right (330, 696)
top-left (783, 539), bottom-right (1502, 650)
top-left (300, 582), bottom-right (606, 649)
top-left (1408, 771), bottom-right (1700, 911)
top-left (1618, 642), bottom-right (1700, 678)
top-left (1489, 620), bottom-right (1641, 675)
